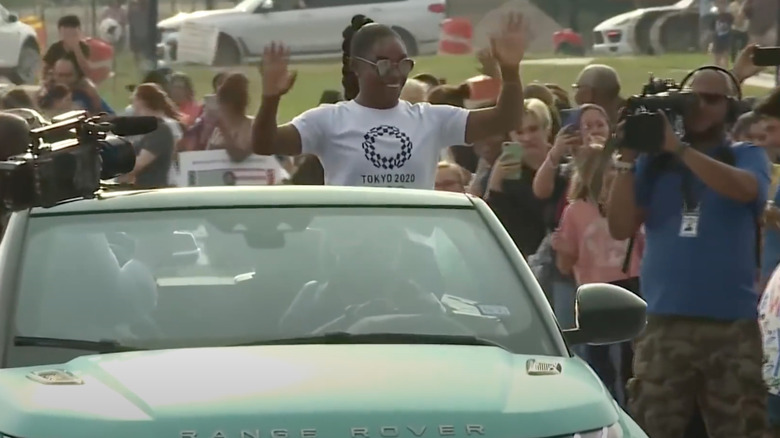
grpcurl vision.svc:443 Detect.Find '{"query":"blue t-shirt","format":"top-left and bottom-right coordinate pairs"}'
top-left (763, 185), bottom-right (780, 283)
top-left (72, 90), bottom-right (114, 115)
top-left (634, 142), bottom-right (769, 320)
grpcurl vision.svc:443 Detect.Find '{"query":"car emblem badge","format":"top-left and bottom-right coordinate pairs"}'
top-left (526, 359), bottom-right (562, 376)
top-left (26, 369), bottom-right (84, 385)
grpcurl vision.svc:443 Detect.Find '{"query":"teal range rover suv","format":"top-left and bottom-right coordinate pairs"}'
top-left (0, 186), bottom-right (648, 438)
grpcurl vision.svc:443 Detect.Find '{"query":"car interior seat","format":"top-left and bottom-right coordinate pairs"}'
top-left (31, 232), bottom-right (124, 340)
top-left (117, 258), bottom-right (161, 338)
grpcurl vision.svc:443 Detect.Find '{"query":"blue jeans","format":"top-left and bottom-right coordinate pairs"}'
top-left (552, 277), bottom-right (587, 357)
top-left (552, 277), bottom-right (577, 329)
top-left (769, 393), bottom-right (780, 427)
top-left (587, 344), bottom-right (627, 407)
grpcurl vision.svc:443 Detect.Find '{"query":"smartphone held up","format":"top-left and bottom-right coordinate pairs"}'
top-left (501, 141), bottom-right (524, 180)
top-left (752, 47), bottom-right (780, 67)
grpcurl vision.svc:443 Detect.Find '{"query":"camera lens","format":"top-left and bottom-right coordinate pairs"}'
top-left (99, 137), bottom-right (135, 180)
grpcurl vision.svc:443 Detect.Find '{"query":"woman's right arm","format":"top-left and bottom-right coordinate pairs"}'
top-left (533, 132), bottom-right (576, 199)
top-left (251, 42), bottom-right (301, 156)
top-left (252, 96), bottom-right (302, 156)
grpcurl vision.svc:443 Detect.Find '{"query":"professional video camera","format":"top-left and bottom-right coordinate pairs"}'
top-left (622, 75), bottom-right (698, 154)
top-left (0, 110), bottom-right (158, 212)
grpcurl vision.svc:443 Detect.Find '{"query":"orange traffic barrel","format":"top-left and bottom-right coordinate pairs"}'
top-left (20, 16), bottom-right (46, 48)
top-left (464, 74), bottom-right (500, 109)
top-left (85, 37), bottom-right (114, 85)
top-left (438, 17), bottom-right (473, 55)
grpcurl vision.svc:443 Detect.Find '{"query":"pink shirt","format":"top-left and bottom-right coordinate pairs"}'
top-left (178, 100), bottom-right (203, 127)
top-left (553, 200), bottom-right (643, 286)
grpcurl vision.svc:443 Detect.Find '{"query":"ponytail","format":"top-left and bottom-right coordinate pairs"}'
top-left (341, 14), bottom-right (373, 101)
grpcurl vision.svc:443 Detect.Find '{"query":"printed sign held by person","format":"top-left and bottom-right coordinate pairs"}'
top-left (176, 150), bottom-right (289, 187)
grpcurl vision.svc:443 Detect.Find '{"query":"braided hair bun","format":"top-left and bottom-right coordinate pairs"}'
top-left (341, 14), bottom-right (375, 101)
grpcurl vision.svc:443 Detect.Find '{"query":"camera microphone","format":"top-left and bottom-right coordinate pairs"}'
top-left (110, 116), bottom-right (159, 136)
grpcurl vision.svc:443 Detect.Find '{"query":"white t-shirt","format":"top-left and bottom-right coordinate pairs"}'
top-left (291, 100), bottom-right (469, 189)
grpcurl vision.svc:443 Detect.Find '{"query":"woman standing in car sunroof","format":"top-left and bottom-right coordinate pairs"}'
top-left (251, 13), bottom-right (528, 190)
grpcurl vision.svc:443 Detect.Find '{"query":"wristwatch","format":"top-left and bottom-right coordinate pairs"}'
top-left (612, 156), bottom-right (635, 174)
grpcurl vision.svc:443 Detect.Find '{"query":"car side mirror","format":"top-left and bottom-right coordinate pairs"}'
top-left (257, 0), bottom-right (273, 12)
top-left (562, 283), bottom-right (646, 346)
top-left (7, 13), bottom-right (18, 23)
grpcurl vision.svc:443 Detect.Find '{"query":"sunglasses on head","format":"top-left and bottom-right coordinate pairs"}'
top-left (354, 57), bottom-right (415, 77)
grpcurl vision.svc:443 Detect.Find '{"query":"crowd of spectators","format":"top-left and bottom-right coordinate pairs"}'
top-left (3, 9), bottom-right (780, 437)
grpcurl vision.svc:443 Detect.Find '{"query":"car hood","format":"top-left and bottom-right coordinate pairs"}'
top-left (0, 345), bottom-right (619, 438)
top-left (157, 9), bottom-right (241, 29)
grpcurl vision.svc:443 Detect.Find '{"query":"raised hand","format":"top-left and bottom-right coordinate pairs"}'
top-left (489, 12), bottom-right (528, 68)
top-left (551, 130), bottom-right (581, 162)
top-left (732, 44), bottom-right (764, 83)
top-left (260, 41), bottom-right (297, 97)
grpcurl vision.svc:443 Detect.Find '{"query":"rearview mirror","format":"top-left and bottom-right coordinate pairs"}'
top-left (167, 231), bottom-right (201, 267)
top-left (257, 0), bottom-right (273, 11)
top-left (7, 13), bottom-right (17, 23)
top-left (562, 283), bottom-right (646, 346)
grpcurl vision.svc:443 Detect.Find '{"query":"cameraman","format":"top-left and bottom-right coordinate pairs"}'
top-left (606, 68), bottom-right (769, 437)
top-left (0, 113), bottom-right (30, 239)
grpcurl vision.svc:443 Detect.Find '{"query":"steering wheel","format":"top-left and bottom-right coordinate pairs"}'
top-left (346, 313), bottom-right (476, 336)
top-left (312, 291), bottom-right (448, 334)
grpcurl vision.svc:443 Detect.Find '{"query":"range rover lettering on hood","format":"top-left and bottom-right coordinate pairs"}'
top-left (181, 425), bottom-right (486, 438)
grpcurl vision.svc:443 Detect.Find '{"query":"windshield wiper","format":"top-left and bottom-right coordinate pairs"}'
top-left (231, 332), bottom-right (507, 349)
top-left (13, 336), bottom-right (140, 353)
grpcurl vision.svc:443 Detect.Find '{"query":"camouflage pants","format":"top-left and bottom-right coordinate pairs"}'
top-left (627, 315), bottom-right (767, 438)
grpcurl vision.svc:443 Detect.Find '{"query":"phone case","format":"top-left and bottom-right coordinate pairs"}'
top-left (753, 47), bottom-right (780, 67)
top-left (501, 142), bottom-right (523, 179)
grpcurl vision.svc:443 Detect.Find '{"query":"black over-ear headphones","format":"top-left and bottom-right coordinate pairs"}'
top-left (679, 65), bottom-right (743, 124)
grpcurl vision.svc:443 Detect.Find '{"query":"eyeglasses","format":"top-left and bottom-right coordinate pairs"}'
top-left (354, 56), bottom-right (415, 77)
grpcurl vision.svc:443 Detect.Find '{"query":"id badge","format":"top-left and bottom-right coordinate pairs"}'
top-left (679, 212), bottom-right (700, 237)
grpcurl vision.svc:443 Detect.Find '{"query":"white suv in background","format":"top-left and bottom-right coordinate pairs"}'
top-left (592, 0), bottom-right (695, 56)
top-left (157, 0), bottom-right (446, 66)
top-left (0, 4), bottom-right (40, 84)
top-left (157, 0), bottom-right (446, 65)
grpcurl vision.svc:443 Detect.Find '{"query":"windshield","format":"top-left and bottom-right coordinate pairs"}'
top-left (14, 207), bottom-right (555, 356)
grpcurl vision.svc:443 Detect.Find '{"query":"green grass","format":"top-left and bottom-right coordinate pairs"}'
top-left (96, 53), bottom-right (771, 122)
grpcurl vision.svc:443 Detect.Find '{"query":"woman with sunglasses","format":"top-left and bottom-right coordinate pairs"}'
top-left (251, 13), bottom-right (528, 189)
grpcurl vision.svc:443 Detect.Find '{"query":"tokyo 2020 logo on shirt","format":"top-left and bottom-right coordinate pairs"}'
top-left (362, 125), bottom-right (413, 169)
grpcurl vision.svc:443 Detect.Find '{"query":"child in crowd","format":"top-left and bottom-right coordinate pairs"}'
top-left (434, 161), bottom-right (470, 193)
top-left (733, 111), bottom-right (767, 146)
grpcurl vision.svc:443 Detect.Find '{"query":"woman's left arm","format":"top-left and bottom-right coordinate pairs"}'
top-left (463, 13), bottom-right (527, 144)
top-left (464, 65), bottom-right (523, 144)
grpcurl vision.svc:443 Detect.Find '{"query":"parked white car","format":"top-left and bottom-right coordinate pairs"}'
top-left (0, 4), bottom-right (40, 84)
top-left (157, 0), bottom-right (446, 66)
top-left (592, 0), bottom-right (697, 56)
